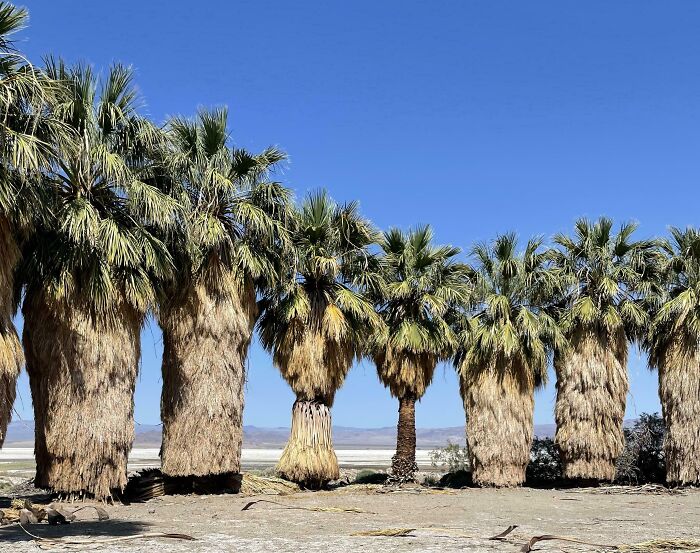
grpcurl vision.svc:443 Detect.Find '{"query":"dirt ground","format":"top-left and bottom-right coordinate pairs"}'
top-left (0, 484), bottom-right (698, 552)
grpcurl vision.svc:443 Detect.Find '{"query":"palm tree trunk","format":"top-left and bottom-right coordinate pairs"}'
top-left (460, 365), bottom-right (534, 487)
top-left (276, 398), bottom-right (339, 488)
top-left (0, 218), bottom-right (22, 447)
top-left (159, 280), bottom-right (256, 479)
top-left (658, 338), bottom-right (700, 485)
top-left (391, 394), bottom-right (417, 482)
top-left (554, 329), bottom-right (627, 482)
top-left (23, 294), bottom-right (141, 499)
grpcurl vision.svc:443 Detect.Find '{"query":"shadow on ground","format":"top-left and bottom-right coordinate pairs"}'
top-left (0, 519), bottom-right (155, 543)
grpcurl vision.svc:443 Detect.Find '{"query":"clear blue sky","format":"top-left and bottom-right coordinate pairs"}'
top-left (12, 0), bottom-right (699, 428)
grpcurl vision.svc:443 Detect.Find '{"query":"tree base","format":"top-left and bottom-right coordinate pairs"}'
top-left (562, 458), bottom-right (615, 482)
top-left (276, 400), bottom-right (339, 488)
top-left (388, 455), bottom-right (418, 484)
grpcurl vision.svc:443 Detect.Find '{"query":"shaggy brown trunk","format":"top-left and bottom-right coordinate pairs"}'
top-left (391, 395), bottom-right (417, 482)
top-left (554, 329), bottom-right (627, 482)
top-left (657, 338), bottom-right (700, 485)
top-left (23, 294), bottom-right (141, 499)
top-left (159, 281), bottom-right (256, 478)
top-left (460, 366), bottom-right (534, 487)
top-left (276, 398), bottom-right (339, 488)
top-left (0, 217), bottom-right (22, 447)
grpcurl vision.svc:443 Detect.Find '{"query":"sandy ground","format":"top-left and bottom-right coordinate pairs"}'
top-left (0, 485), bottom-right (698, 552)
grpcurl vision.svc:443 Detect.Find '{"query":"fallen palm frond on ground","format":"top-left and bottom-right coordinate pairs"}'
top-left (353, 525), bottom-right (517, 540)
top-left (1, 499), bottom-right (108, 526)
top-left (240, 474), bottom-right (300, 496)
top-left (352, 525), bottom-right (700, 553)
top-left (242, 498), bottom-right (372, 514)
top-left (122, 470), bottom-right (298, 502)
top-left (566, 484), bottom-right (685, 495)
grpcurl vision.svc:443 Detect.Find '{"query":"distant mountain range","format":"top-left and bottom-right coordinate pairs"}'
top-left (3, 421), bottom-right (557, 448)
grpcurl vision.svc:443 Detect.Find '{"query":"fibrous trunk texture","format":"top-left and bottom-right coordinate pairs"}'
top-left (391, 395), bottom-right (417, 482)
top-left (159, 280), bottom-right (256, 478)
top-left (0, 217), bottom-right (22, 447)
top-left (23, 295), bottom-right (141, 499)
top-left (657, 338), bottom-right (700, 485)
top-left (460, 366), bottom-right (534, 487)
top-left (554, 328), bottom-right (627, 481)
top-left (276, 399), bottom-right (339, 488)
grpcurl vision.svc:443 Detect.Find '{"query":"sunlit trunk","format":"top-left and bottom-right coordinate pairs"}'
top-left (391, 395), bottom-right (417, 482)
top-left (276, 398), bottom-right (339, 488)
top-left (554, 328), bottom-right (627, 482)
top-left (460, 365), bottom-right (534, 487)
top-left (0, 217), bottom-right (22, 447)
top-left (23, 294), bottom-right (140, 499)
top-left (159, 280), bottom-right (255, 480)
top-left (657, 338), bottom-right (700, 485)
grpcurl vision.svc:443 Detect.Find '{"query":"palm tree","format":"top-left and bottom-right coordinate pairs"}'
top-left (368, 226), bottom-right (470, 482)
top-left (19, 59), bottom-right (175, 499)
top-left (0, 2), bottom-right (66, 447)
top-left (156, 107), bottom-right (291, 481)
top-left (644, 227), bottom-right (700, 485)
top-left (454, 233), bottom-right (564, 487)
top-left (551, 218), bottom-right (656, 482)
top-left (258, 190), bottom-right (380, 487)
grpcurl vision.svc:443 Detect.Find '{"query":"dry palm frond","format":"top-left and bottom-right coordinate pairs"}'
top-left (554, 328), bottom-right (628, 481)
top-left (242, 499), bottom-right (370, 514)
top-left (353, 528), bottom-right (416, 537)
top-left (0, 217), bottom-right (22, 448)
top-left (656, 337), bottom-right (700, 485)
top-left (276, 400), bottom-right (339, 485)
top-left (23, 294), bottom-right (141, 500)
top-left (567, 484), bottom-right (681, 495)
top-left (461, 362), bottom-right (535, 487)
top-left (239, 474), bottom-right (300, 496)
top-left (618, 539), bottom-right (700, 553)
top-left (160, 276), bottom-right (256, 477)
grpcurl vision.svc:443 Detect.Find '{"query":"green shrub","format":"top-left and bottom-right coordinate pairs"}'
top-left (615, 412), bottom-right (665, 484)
top-left (428, 442), bottom-right (470, 472)
top-left (526, 437), bottom-right (562, 483)
top-left (354, 470), bottom-right (389, 484)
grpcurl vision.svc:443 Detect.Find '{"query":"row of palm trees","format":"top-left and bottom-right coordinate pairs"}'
top-left (1, 3), bottom-right (699, 498)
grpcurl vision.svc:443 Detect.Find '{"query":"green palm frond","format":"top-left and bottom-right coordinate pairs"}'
top-left (18, 60), bottom-right (175, 321)
top-left (551, 217), bottom-right (660, 341)
top-left (456, 233), bottom-right (565, 387)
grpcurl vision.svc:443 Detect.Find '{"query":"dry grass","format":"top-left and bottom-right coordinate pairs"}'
top-left (240, 474), bottom-right (300, 496)
top-left (554, 328), bottom-right (628, 481)
top-left (460, 361), bottom-right (534, 487)
top-left (22, 293), bottom-right (141, 499)
top-left (0, 217), bottom-right (22, 448)
top-left (276, 400), bottom-right (340, 486)
top-left (159, 275), bottom-right (256, 477)
top-left (656, 336), bottom-right (700, 484)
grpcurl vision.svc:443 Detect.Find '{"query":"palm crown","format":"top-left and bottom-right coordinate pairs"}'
top-left (258, 190), bottom-right (381, 404)
top-left (370, 225), bottom-right (471, 398)
top-left (645, 227), bottom-right (700, 366)
top-left (455, 233), bottom-right (565, 387)
top-left (19, 60), bottom-right (175, 319)
top-left (550, 217), bottom-right (658, 342)
top-left (0, 3), bottom-right (66, 223)
top-left (159, 107), bottom-right (292, 300)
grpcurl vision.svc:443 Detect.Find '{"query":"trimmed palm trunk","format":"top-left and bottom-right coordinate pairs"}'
top-left (277, 398), bottom-right (339, 488)
top-left (460, 365), bottom-right (535, 487)
top-left (159, 280), bottom-right (256, 478)
top-left (0, 218), bottom-right (22, 447)
top-left (23, 294), bottom-right (141, 499)
top-left (392, 395), bottom-right (417, 480)
top-left (554, 329), bottom-right (627, 482)
top-left (657, 337), bottom-right (700, 485)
